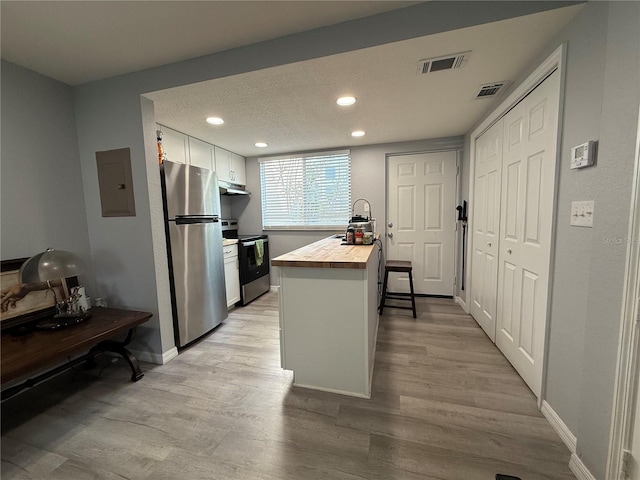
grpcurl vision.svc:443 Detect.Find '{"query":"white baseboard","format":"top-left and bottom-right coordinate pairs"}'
top-left (569, 454), bottom-right (597, 480)
top-left (270, 285), bottom-right (279, 292)
top-left (130, 346), bottom-right (178, 365)
top-left (541, 401), bottom-right (596, 480)
top-left (541, 400), bottom-right (577, 453)
top-left (292, 382), bottom-right (371, 399)
top-left (454, 295), bottom-right (468, 313)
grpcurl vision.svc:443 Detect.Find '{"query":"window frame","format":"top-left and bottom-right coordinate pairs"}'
top-left (258, 149), bottom-right (351, 231)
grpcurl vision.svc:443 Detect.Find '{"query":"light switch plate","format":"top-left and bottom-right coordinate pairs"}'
top-left (570, 200), bottom-right (594, 227)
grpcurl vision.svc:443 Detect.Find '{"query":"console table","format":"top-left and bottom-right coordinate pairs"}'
top-left (1, 307), bottom-right (152, 400)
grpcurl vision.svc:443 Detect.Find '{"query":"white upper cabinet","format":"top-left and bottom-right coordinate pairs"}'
top-left (214, 146), bottom-right (231, 183)
top-left (230, 152), bottom-right (246, 185)
top-left (158, 124), bottom-right (246, 185)
top-left (214, 146), bottom-right (246, 185)
top-left (188, 137), bottom-right (214, 171)
top-left (158, 125), bottom-right (189, 164)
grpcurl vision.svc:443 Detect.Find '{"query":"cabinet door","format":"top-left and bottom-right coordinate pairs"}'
top-left (230, 152), bottom-right (246, 185)
top-left (214, 146), bottom-right (231, 183)
top-left (189, 137), bottom-right (214, 170)
top-left (159, 126), bottom-right (189, 164)
top-left (224, 256), bottom-right (241, 307)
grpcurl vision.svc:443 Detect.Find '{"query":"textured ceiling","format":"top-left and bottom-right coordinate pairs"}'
top-left (147, 5), bottom-right (582, 157)
top-left (0, 1), bottom-right (422, 85)
top-left (1, 1), bottom-right (583, 158)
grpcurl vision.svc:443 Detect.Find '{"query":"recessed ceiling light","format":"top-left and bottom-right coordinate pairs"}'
top-left (255, 142), bottom-right (268, 148)
top-left (206, 117), bottom-right (224, 125)
top-left (336, 96), bottom-right (356, 106)
top-left (351, 130), bottom-right (365, 137)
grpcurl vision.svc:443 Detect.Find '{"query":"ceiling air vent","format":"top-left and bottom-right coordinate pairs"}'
top-left (418, 51), bottom-right (470, 75)
top-left (476, 82), bottom-right (507, 99)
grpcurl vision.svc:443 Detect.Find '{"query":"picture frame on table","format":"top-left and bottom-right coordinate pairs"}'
top-left (0, 258), bottom-right (78, 331)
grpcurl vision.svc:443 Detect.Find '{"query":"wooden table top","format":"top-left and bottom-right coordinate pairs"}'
top-left (1, 307), bottom-right (152, 385)
top-left (271, 235), bottom-right (379, 269)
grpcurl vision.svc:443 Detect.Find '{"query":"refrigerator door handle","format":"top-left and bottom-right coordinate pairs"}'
top-left (174, 216), bottom-right (219, 225)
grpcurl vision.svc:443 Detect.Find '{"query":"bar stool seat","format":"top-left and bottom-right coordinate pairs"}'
top-left (379, 260), bottom-right (417, 318)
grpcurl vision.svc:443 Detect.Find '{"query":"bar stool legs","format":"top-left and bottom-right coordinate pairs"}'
top-left (379, 260), bottom-right (417, 318)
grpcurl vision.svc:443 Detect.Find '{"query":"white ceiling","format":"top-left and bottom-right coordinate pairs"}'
top-left (0, 1), bottom-right (422, 85)
top-left (148, 5), bottom-right (581, 157)
top-left (1, 1), bottom-right (583, 158)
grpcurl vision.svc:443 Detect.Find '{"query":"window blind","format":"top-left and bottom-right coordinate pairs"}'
top-left (259, 150), bottom-right (351, 229)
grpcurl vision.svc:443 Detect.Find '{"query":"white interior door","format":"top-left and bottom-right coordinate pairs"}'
top-left (495, 69), bottom-right (560, 396)
top-left (386, 151), bottom-right (457, 296)
top-left (470, 120), bottom-right (503, 341)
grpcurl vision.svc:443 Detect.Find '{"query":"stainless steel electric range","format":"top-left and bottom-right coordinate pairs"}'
top-left (221, 219), bottom-right (270, 305)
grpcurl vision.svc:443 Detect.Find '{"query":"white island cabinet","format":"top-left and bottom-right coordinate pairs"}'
top-left (272, 236), bottom-right (380, 398)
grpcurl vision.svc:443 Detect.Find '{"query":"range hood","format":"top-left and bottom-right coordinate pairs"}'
top-left (219, 181), bottom-right (250, 195)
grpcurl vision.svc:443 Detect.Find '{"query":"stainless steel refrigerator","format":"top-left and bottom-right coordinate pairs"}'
top-left (161, 160), bottom-right (228, 347)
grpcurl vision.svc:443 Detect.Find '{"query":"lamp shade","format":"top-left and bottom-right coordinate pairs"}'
top-left (19, 248), bottom-right (84, 283)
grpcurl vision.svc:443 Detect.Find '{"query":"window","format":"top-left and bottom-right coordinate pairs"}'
top-left (259, 150), bottom-right (351, 230)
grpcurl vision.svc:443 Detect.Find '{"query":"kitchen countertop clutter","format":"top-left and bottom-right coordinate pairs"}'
top-left (271, 235), bottom-right (378, 269)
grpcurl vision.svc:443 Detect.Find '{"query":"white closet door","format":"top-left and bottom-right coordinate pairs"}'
top-left (496, 69), bottom-right (560, 396)
top-left (470, 120), bottom-right (503, 341)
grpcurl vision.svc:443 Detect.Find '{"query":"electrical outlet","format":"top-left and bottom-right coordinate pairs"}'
top-left (364, 202), bottom-right (370, 212)
top-left (570, 201), bottom-right (594, 227)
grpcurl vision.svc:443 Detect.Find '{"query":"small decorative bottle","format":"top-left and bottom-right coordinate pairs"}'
top-left (355, 228), bottom-right (364, 245)
top-left (346, 227), bottom-right (355, 244)
top-left (157, 130), bottom-right (164, 164)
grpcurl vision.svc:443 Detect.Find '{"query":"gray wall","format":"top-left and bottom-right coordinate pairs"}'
top-left (235, 137), bottom-right (464, 287)
top-left (70, 1), bottom-right (562, 359)
top-left (2, 1), bottom-right (636, 476)
top-left (538, 3), bottom-right (638, 476)
top-left (568, 3), bottom-right (638, 476)
top-left (0, 61), bottom-right (94, 292)
top-left (461, 3), bottom-right (639, 477)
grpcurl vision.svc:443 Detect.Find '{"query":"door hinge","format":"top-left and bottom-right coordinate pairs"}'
top-left (622, 449), bottom-right (632, 475)
top-left (454, 276), bottom-right (457, 286)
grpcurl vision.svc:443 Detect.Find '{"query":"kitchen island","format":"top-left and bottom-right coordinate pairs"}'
top-left (272, 235), bottom-right (380, 398)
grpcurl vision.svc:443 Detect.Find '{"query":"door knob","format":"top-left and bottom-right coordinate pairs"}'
top-left (388, 232), bottom-right (394, 238)
top-left (487, 242), bottom-right (492, 247)
top-left (388, 222), bottom-right (393, 228)
top-left (507, 249), bottom-right (512, 254)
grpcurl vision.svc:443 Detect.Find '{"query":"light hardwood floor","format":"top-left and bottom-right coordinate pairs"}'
top-left (1, 293), bottom-right (574, 479)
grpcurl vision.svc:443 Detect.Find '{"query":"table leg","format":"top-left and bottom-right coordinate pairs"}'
top-left (86, 328), bottom-right (144, 382)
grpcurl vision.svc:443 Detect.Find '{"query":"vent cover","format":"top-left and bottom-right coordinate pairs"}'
top-left (418, 51), bottom-right (470, 75)
top-left (476, 82), bottom-right (507, 99)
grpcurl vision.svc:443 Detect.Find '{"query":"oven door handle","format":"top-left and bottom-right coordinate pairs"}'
top-left (241, 239), bottom-right (268, 247)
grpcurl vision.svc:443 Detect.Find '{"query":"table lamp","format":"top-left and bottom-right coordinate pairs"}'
top-left (19, 248), bottom-right (90, 327)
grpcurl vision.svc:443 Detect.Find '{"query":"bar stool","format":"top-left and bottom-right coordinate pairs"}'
top-left (379, 260), bottom-right (417, 318)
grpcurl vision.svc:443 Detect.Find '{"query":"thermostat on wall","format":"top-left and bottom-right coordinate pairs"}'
top-left (570, 141), bottom-right (596, 169)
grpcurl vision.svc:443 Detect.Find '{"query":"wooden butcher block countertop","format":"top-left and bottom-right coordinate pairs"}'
top-left (272, 235), bottom-right (378, 269)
